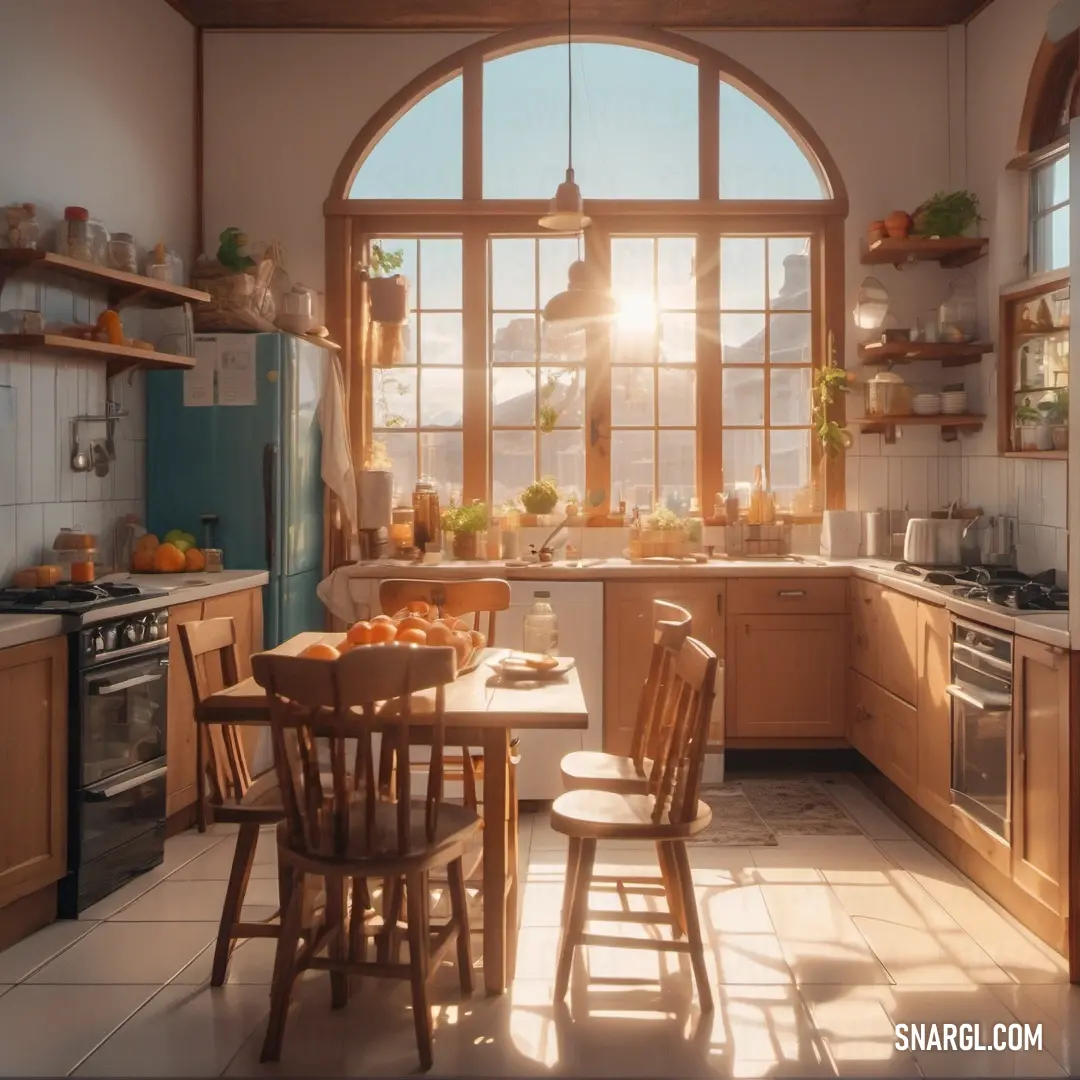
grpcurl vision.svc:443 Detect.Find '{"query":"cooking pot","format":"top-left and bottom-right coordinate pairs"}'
top-left (903, 517), bottom-right (964, 566)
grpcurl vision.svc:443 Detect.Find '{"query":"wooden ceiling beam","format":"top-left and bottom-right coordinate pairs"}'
top-left (168, 0), bottom-right (995, 31)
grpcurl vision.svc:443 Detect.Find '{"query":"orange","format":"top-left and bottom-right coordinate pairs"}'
top-left (336, 640), bottom-right (357, 654)
top-left (136, 533), bottom-right (159, 552)
top-left (152, 542), bottom-right (185, 573)
top-left (426, 623), bottom-right (455, 647)
top-left (397, 615), bottom-right (431, 635)
top-left (406, 600), bottom-right (431, 616)
top-left (469, 629), bottom-right (486, 651)
top-left (369, 621), bottom-right (397, 644)
top-left (131, 548), bottom-right (155, 573)
top-left (300, 642), bottom-right (340, 660)
top-left (450, 631), bottom-right (471, 667)
top-left (396, 627), bottom-right (427, 645)
top-left (184, 548), bottom-right (206, 572)
top-left (346, 620), bottom-right (373, 646)
top-left (371, 614), bottom-right (395, 626)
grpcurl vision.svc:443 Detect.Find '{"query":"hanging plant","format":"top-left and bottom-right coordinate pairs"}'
top-left (370, 243), bottom-right (404, 277)
top-left (539, 405), bottom-right (558, 433)
top-left (813, 360), bottom-right (852, 458)
top-left (911, 191), bottom-right (981, 238)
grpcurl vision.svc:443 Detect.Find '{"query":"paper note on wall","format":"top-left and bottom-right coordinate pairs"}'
top-left (216, 336), bottom-right (257, 406)
top-left (183, 338), bottom-right (216, 406)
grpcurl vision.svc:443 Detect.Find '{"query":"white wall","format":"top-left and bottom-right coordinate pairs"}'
top-left (0, 0), bottom-right (196, 580)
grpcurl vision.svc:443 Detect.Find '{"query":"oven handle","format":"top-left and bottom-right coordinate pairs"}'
top-left (85, 764), bottom-right (167, 801)
top-left (88, 668), bottom-right (166, 695)
top-left (946, 683), bottom-right (1011, 711)
top-left (952, 642), bottom-right (1012, 674)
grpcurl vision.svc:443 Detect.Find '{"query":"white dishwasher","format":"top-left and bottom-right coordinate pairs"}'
top-left (505, 580), bottom-right (604, 801)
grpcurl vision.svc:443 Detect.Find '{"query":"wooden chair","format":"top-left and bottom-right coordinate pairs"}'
top-left (560, 599), bottom-right (691, 794)
top-left (251, 644), bottom-right (479, 1070)
top-left (550, 636), bottom-right (720, 1013)
top-left (178, 617), bottom-right (285, 986)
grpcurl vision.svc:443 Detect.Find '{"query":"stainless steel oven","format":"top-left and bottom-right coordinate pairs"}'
top-left (946, 618), bottom-right (1013, 840)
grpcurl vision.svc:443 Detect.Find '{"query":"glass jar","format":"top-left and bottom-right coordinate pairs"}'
top-left (390, 505), bottom-right (416, 556)
top-left (58, 206), bottom-right (92, 262)
top-left (4, 203), bottom-right (40, 249)
top-left (107, 233), bottom-right (138, 274)
top-left (203, 548), bottom-right (223, 573)
top-left (412, 477), bottom-right (441, 551)
top-left (87, 220), bottom-right (109, 266)
top-left (939, 278), bottom-right (978, 343)
top-left (865, 371), bottom-right (912, 417)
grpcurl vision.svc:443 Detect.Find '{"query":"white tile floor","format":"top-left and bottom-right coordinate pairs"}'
top-left (0, 774), bottom-right (1073, 1078)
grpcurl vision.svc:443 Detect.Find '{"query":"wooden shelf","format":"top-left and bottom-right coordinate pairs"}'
top-left (858, 340), bottom-right (992, 366)
top-left (0, 250), bottom-right (210, 308)
top-left (853, 413), bottom-right (985, 436)
top-left (861, 236), bottom-right (989, 269)
top-left (0, 334), bottom-right (196, 379)
top-left (1003, 450), bottom-right (1068, 459)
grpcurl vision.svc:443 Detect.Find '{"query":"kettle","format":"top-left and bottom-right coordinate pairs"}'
top-left (903, 517), bottom-right (964, 566)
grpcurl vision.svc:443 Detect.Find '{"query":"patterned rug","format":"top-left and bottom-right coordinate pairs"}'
top-left (688, 777), bottom-right (862, 846)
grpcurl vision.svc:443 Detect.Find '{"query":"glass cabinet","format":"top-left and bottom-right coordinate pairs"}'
top-left (1000, 275), bottom-right (1069, 455)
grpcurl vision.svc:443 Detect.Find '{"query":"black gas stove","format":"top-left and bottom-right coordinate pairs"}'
top-left (0, 581), bottom-right (168, 617)
top-left (894, 564), bottom-right (1067, 612)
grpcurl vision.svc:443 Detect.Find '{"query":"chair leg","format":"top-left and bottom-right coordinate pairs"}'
top-left (195, 727), bottom-right (207, 834)
top-left (405, 870), bottom-right (434, 1071)
top-left (671, 842), bottom-right (713, 1013)
top-left (656, 841), bottom-right (687, 940)
top-left (377, 876), bottom-right (403, 963)
top-left (326, 875), bottom-right (349, 1009)
top-left (447, 856), bottom-right (473, 995)
top-left (260, 869), bottom-right (306, 1062)
top-left (505, 757), bottom-right (520, 983)
top-left (555, 837), bottom-right (595, 1003)
top-left (462, 752), bottom-right (478, 810)
top-left (211, 821), bottom-right (259, 986)
top-left (561, 836), bottom-right (582, 925)
top-left (349, 876), bottom-right (368, 961)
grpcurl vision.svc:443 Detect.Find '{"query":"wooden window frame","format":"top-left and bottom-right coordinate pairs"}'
top-left (325, 26), bottom-right (849, 522)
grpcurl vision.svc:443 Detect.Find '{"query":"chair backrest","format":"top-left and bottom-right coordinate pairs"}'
top-left (629, 600), bottom-right (693, 770)
top-left (647, 636), bottom-right (719, 825)
top-left (379, 578), bottom-right (511, 643)
top-left (178, 618), bottom-right (252, 805)
top-left (251, 644), bottom-right (458, 859)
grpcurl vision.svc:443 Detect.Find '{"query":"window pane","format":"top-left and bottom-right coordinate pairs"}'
top-left (770, 428), bottom-right (811, 499)
top-left (379, 432), bottom-right (418, 504)
top-left (658, 238), bottom-right (696, 309)
top-left (419, 239), bottom-right (462, 309)
top-left (719, 82), bottom-right (827, 199)
top-left (492, 430), bottom-right (535, 508)
top-left (722, 429), bottom-right (765, 488)
top-left (721, 238), bottom-right (766, 310)
top-left (611, 237), bottom-right (655, 298)
top-left (611, 430), bottom-right (654, 511)
top-left (612, 368), bottom-right (655, 426)
top-left (658, 430), bottom-right (695, 515)
top-left (541, 367), bottom-right (584, 427)
top-left (614, 323), bottom-right (657, 364)
top-left (540, 429), bottom-right (585, 500)
top-left (493, 314), bottom-right (536, 364)
top-left (659, 313), bottom-right (695, 365)
top-left (373, 368), bottom-right (417, 429)
top-left (419, 313), bottom-right (462, 365)
top-left (1034, 156), bottom-right (1069, 211)
top-left (351, 78), bottom-right (463, 198)
top-left (721, 314), bottom-right (766, 364)
top-left (419, 369), bottom-right (463, 427)
top-left (724, 367), bottom-right (764, 426)
top-left (419, 433), bottom-right (462, 502)
top-left (770, 239), bottom-right (812, 309)
top-left (540, 321), bottom-right (586, 364)
top-left (1033, 206), bottom-right (1070, 275)
top-left (492, 367), bottom-right (536, 425)
top-left (492, 239), bottom-right (535, 310)
top-left (484, 44), bottom-right (697, 199)
top-left (658, 367), bottom-right (696, 426)
top-left (770, 368), bottom-right (812, 427)
top-left (770, 313), bottom-right (812, 364)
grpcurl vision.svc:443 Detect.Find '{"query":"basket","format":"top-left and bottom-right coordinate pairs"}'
top-left (629, 527), bottom-right (691, 559)
top-left (725, 522), bottom-right (791, 557)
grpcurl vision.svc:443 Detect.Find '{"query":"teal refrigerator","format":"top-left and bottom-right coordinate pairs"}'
top-left (147, 332), bottom-right (326, 647)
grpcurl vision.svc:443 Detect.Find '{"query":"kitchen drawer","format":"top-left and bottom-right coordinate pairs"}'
top-left (728, 577), bottom-right (847, 616)
top-left (851, 670), bottom-right (918, 795)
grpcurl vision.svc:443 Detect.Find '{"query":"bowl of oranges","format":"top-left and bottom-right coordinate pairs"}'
top-left (299, 601), bottom-right (485, 671)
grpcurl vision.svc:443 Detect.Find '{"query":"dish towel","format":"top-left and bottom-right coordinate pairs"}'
top-left (316, 563), bottom-right (364, 625)
top-left (319, 352), bottom-right (357, 537)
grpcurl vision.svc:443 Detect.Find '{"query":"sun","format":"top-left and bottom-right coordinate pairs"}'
top-left (614, 292), bottom-right (658, 333)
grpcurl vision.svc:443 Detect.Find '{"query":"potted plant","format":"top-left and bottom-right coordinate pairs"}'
top-left (520, 477), bottom-right (560, 524)
top-left (441, 499), bottom-right (488, 560)
top-left (1014, 397), bottom-right (1046, 451)
top-left (368, 243), bottom-right (409, 367)
top-left (1039, 388), bottom-right (1069, 451)
top-left (563, 489), bottom-right (581, 520)
top-left (631, 507), bottom-right (689, 559)
top-left (911, 191), bottom-right (981, 238)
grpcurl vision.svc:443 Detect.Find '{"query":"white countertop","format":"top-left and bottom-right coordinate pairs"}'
top-left (0, 571), bottom-right (269, 651)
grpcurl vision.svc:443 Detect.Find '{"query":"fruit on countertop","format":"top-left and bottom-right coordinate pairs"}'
top-left (152, 542), bottom-right (186, 573)
top-left (131, 532), bottom-right (210, 573)
top-left (12, 565), bottom-right (61, 588)
top-left (300, 642), bottom-right (340, 660)
top-left (184, 548), bottom-right (206, 572)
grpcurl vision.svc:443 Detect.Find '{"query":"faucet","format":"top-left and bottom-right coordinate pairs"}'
top-left (530, 516), bottom-right (571, 563)
top-left (962, 513), bottom-right (986, 539)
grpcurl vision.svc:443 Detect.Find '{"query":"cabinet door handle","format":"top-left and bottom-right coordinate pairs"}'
top-left (777, 589), bottom-right (807, 598)
top-left (716, 593), bottom-right (724, 616)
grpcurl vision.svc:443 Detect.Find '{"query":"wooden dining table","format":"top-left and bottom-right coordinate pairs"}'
top-left (196, 631), bottom-right (589, 995)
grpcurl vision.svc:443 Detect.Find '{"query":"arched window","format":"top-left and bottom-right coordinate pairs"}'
top-left (329, 30), bottom-right (847, 518)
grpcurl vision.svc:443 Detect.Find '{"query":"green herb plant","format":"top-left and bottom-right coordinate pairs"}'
top-left (370, 243), bottom-right (405, 277)
top-left (813, 361), bottom-right (852, 458)
top-left (441, 499), bottom-right (488, 534)
top-left (913, 191), bottom-right (981, 238)
top-left (520, 477), bottom-right (560, 515)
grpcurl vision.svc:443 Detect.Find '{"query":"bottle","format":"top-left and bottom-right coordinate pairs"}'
top-left (686, 498), bottom-right (704, 547)
top-left (724, 490), bottom-right (741, 525)
top-left (749, 466), bottom-right (765, 525)
top-left (523, 591), bottom-right (559, 656)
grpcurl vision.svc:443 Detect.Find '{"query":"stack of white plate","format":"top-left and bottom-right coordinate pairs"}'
top-left (941, 390), bottom-right (969, 415)
top-left (912, 393), bottom-right (942, 415)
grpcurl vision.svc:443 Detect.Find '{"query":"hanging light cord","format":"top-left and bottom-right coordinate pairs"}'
top-left (567, 0), bottom-right (573, 172)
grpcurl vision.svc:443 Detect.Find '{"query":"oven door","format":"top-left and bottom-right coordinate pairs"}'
top-left (947, 672), bottom-right (1012, 840)
top-left (80, 651), bottom-right (169, 787)
top-left (78, 758), bottom-right (167, 865)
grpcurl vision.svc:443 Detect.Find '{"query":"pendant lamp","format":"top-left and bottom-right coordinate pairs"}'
top-left (539, 0), bottom-right (590, 233)
top-left (541, 259), bottom-right (619, 325)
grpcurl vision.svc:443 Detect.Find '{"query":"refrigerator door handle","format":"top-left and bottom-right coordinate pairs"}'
top-left (263, 442), bottom-right (278, 574)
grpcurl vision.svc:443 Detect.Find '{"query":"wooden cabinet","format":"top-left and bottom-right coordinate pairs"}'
top-left (0, 637), bottom-right (67, 908)
top-left (915, 602), bottom-right (952, 824)
top-left (849, 669), bottom-right (918, 794)
top-left (849, 580), bottom-right (917, 704)
top-left (849, 579), bottom-right (878, 683)
top-left (728, 613), bottom-right (846, 739)
top-left (728, 577), bottom-right (847, 616)
top-left (1011, 637), bottom-right (1069, 915)
top-left (604, 581), bottom-right (725, 755)
top-left (165, 587), bottom-right (264, 820)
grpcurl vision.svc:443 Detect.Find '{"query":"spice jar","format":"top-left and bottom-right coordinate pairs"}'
top-left (390, 506), bottom-right (416, 557)
top-left (203, 548), bottom-right (223, 572)
top-left (865, 371), bottom-right (912, 417)
top-left (4, 203), bottom-right (40, 249)
top-left (107, 233), bottom-right (138, 274)
top-left (58, 206), bottom-right (93, 262)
